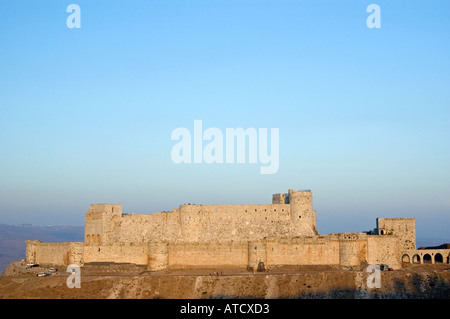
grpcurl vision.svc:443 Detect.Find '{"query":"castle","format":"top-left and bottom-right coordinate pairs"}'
top-left (25, 189), bottom-right (449, 270)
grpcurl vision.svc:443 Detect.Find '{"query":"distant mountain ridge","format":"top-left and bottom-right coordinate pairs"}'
top-left (416, 238), bottom-right (450, 249)
top-left (418, 243), bottom-right (450, 250)
top-left (0, 223), bottom-right (84, 274)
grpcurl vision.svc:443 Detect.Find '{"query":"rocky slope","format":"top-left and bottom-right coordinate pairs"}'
top-left (0, 262), bottom-right (449, 299)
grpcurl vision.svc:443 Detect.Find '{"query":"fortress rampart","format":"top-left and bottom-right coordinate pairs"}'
top-left (25, 241), bottom-right (83, 266)
top-left (25, 189), bottom-right (441, 271)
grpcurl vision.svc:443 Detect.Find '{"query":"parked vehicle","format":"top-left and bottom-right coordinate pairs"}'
top-left (380, 264), bottom-right (389, 271)
top-left (26, 262), bottom-right (38, 269)
top-left (36, 272), bottom-right (50, 277)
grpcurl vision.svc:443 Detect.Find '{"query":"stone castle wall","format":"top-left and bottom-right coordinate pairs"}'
top-left (84, 243), bottom-right (149, 265)
top-left (85, 190), bottom-right (318, 246)
top-left (168, 241), bottom-right (249, 269)
top-left (97, 206), bottom-right (317, 245)
top-left (26, 240), bottom-right (83, 266)
top-left (108, 204), bottom-right (310, 244)
top-left (266, 236), bottom-right (340, 266)
top-left (377, 218), bottom-right (416, 251)
top-left (26, 234), bottom-right (403, 270)
top-left (25, 190), bottom-right (413, 271)
top-left (367, 235), bottom-right (401, 268)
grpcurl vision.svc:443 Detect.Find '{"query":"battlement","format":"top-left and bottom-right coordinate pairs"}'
top-left (272, 189), bottom-right (312, 204)
top-left (87, 204), bottom-right (122, 216)
top-left (272, 193), bottom-right (288, 204)
top-left (337, 232), bottom-right (368, 241)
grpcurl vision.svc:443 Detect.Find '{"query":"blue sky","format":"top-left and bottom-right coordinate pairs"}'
top-left (0, 1), bottom-right (449, 240)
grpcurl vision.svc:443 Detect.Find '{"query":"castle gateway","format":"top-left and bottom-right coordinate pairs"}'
top-left (26, 189), bottom-right (442, 270)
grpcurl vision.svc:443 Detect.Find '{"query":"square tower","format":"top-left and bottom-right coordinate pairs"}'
top-left (376, 218), bottom-right (416, 251)
top-left (85, 204), bottom-right (122, 245)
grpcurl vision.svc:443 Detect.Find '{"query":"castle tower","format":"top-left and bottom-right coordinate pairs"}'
top-left (84, 204), bottom-right (122, 246)
top-left (148, 242), bottom-right (169, 271)
top-left (376, 218), bottom-right (416, 251)
top-left (338, 233), bottom-right (365, 267)
top-left (288, 189), bottom-right (318, 235)
top-left (248, 241), bottom-right (267, 272)
top-left (272, 193), bottom-right (287, 204)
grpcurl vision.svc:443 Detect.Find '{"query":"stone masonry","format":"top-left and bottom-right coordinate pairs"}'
top-left (26, 189), bottom-right (438, 271)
